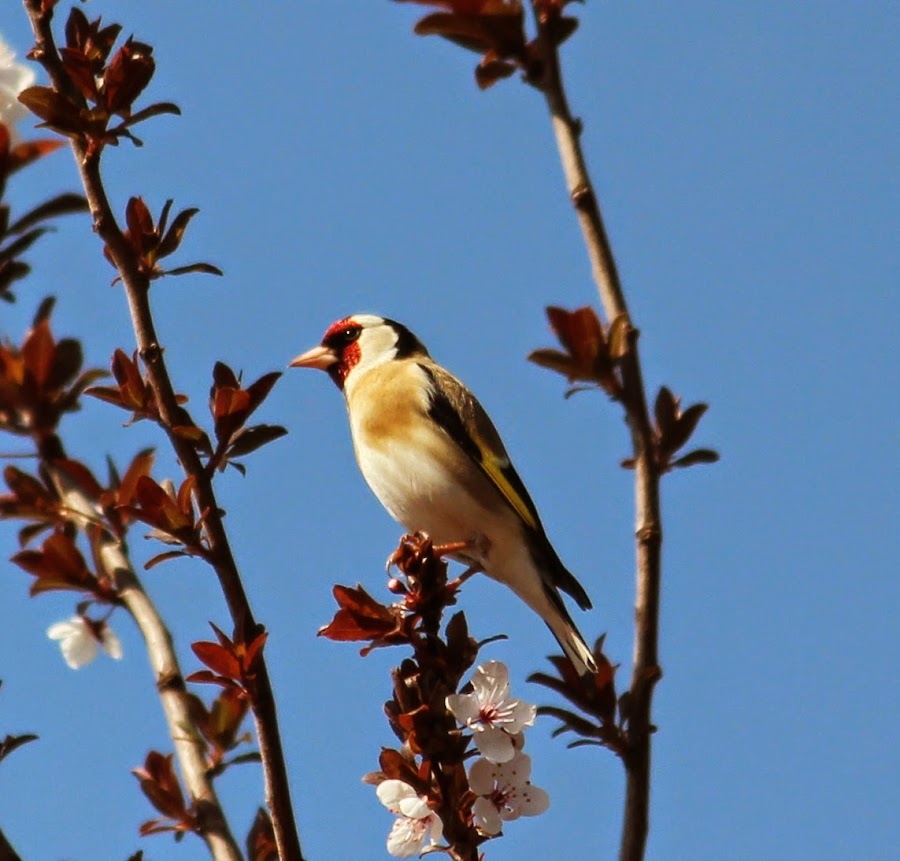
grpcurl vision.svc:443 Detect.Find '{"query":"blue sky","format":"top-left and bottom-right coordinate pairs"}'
top-left (0, 2), bottom-right (897, 859)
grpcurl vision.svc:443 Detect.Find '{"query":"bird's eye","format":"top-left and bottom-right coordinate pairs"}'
top-left (330, 326), bottom-right (360, 346)
top-left (324, 325), bottom-right (361, 350)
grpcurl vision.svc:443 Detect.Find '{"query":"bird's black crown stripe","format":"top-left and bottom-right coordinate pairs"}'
top-left (385, 318), bottom-right (428, 359)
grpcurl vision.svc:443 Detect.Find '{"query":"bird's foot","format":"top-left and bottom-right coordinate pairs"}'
top-left (434, 534), bottom-right (491, 564)
top-left (449, 564), bottom-right (482, 589)
top-left (432, 539), bottom-right (472, 558)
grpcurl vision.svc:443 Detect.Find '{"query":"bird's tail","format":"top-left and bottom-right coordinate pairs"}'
top-left (543, 603), bottom-right (598, 677)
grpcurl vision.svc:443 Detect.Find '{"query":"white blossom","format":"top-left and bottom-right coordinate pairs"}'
top-left (0, 34), bottom-right (36, 145)
top-left (376, 779), bottom-right (443, 858)
top-left (47, 616), bottom-right (123, 670)
top-left (446, 660), bottom-right (536, 763)
top-left (468, 752), bottom-right (550, 836)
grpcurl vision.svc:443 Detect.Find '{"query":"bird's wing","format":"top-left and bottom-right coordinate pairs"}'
top-left (419, 361), bottom-right (592, 610)
top-left (419, 361), bottom-right (543, 533)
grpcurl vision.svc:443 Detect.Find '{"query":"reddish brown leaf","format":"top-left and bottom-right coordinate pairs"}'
top-left (18, 86), bottom-right (84, 135)
top-left (653, 386), bottom-right (678, 440)
top-left (115, 448), bottom-right (155, 507)
top-left (55, 458), bottom-right (103, 500)
top-left (144, 549), bottom-right (188, 570)
top-left (475, 56), bottom-right (517, 89)
top-left (102, 39), bottom-right (155, 116)
top-left (212, 362), bottom-right (240, 390)
top-left (156, 207), bottom-right (198, 259)
top-left (5, 139), bottom-right (66, 175)
top-left (124, 196), bottom-right (155, 255)
top-left (665, 402), bottom-right (708, 455)
top-left (7, 193), bottom-right (89, 235)
top-left (60, 47), bottom-right (99, 101)
top-left (547, 305), bottom-right (603, 370)
top-left (670, 448), bottom-right (720, 469)
top-left (22, 320), bottom-right (54, 388)
top-left (244, 371), bottom-right (281, 414)
top-left (246, 808), bottom-right (278, 861)
top-left (192, 641), bottom-right (242, 681)
top-left (132, 751), bottom-right (189, 820)
top-left (527, 347), bottom-right (579, 379)
top-left (111, 349), bottom-right (146, 410)
top-left (226, 424), bottom-right (287, 459)
top-left (165, 264), bottom-right (224, 279)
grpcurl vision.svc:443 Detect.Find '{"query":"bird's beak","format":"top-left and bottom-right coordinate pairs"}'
top-left (289, 344), bottom-right (338, 371)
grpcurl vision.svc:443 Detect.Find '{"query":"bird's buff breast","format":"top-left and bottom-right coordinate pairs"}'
top-left (353, 429), bottom-right (489, 545)
top-left (345, 361), bottom-right (506, 557)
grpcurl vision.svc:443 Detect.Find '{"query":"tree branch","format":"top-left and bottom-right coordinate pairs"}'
top-left (530, 7), bottom-right (663, 860)
top-left (0, 826), bottom-right (24, 861)
top-left (22, 3), bottom-right (304, 858)
top-left (50, 465), bottom-right (242, 861)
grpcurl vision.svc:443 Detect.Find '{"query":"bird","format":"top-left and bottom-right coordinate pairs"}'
top-left (290, 314), bottom-right (597, 676)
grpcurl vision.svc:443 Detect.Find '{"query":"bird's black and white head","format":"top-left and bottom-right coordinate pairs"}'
top-left (289, 314), bottom-right (428, 391)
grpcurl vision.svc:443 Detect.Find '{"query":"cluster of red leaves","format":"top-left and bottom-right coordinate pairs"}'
top-left (105, 196), bottom-right (222, 284)
top-left (396, 0), bottom-right (579, 88)
top-left (184, 688), bottom-right (259, 776)
top-left (622, 386), bottom-right (720, 473)
top-left (20, 7), bottom-right (180, 155)
top-left (85, 348), bottom-right (187, 425)
top-left (0, 125), bottom-right (86, 303)
top-left (0, 444), bottom-right (157, 546)
top-left (187, 621), bottom-right (268, 702)
top-left (319, 534), bottom-right (471, 656)
top-left (87, 355), bottom-right (286, 477)
top-left (531, 306), bottom-right (719, 471)
top-left (132, 751), bottom-right (198, 840)
top-left (135, 732), bottom-right (268, 850)
top-left (0, 302), bottom-right (106, 438)
top-left (118, 475), bottom-right (210, 568)
top-left (528, 635), bottom-right (628, 754)
top-left (529, 305), bottom-right (631, 398)
top-left (11, 529), bottom-right (117, 603)
top-left (325, 535), bottom-right (485, 853)
top-left (201, 363), bottom-right (286, 476)
top-left (133, 656), bottom-right (261, 843)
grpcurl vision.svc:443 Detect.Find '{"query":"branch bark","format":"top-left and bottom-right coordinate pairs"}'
top-left (0, 826), bottom-right (24, 861)
top-left (531, 8), bottom-right (663, 861)
top-left (50, 466), bottom-right (242, 861)
top-left (22, 3), bottom-right (304, 858)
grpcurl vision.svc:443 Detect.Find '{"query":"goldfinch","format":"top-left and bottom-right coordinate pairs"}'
top-left (290, 315), bottom-right (597, 676)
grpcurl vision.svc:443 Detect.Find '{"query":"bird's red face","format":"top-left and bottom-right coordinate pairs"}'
top-left (290, 317), bottom-right (363, 389)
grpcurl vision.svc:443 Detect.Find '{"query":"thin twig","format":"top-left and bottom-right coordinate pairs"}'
top-left (22, 3), bottom-right (304, 858)
top-left (530, 7), bottom-right (663, 860)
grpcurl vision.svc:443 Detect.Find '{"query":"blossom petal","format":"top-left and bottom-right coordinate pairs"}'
top-left (100, 625), bottom-right (123, 660)
top-left (377, 779), bottom-right (418, 814)
top-left (468, 756), bottom-right (500, 795)
top-left (445, 691), bottom-right (480, 724)
top-left (516, 783), bottom-right (550, 817)
top-left (472, 796), bottom-right (503, 836)
top-left (386, 816), bottom-right (428, 858)
top-left (396, 794), bottom-right (430, 820)
top-left (0, 36), bottom-right (37, 144)
top-left (473, 726), bottom-right (515, 763)
top-left (47, 619), bottom-right (80, 641)
top-left (48, 618), bottom-right (98, 669)
top-left (503, 699), bottom-right (537, 733)
top-left (471, 659), bottom-right (510, 702)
